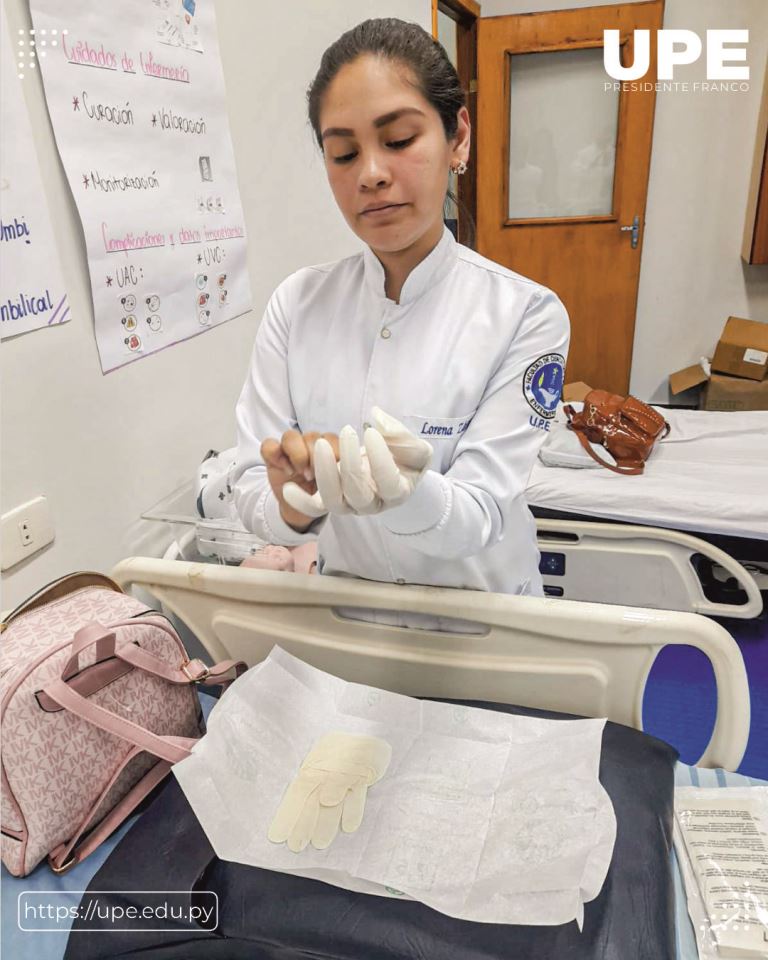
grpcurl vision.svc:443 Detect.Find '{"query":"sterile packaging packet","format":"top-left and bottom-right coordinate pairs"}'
top-left (173, 646), bottom-right (616, 927)
top-left (673, 786), bottom-right (768, 959)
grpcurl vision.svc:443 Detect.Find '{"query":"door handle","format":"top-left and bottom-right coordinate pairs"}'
top-left (620, 215), bottom-right (641, 249)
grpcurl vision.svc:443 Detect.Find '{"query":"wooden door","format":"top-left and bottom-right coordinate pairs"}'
top-left (477, 1), bottom-right (664, 394)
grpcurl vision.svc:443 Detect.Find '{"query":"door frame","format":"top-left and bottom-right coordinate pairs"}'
top-left (433, 0), bottom-right (480, 247)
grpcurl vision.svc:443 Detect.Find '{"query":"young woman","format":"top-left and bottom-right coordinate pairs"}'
top-left (232, 18), bottom-right (569, 623)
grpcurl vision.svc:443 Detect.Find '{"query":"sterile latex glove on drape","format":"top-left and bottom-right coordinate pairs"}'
top-left (268, 732), bottom-right (392, 852)
top-left (282, 407), bottom-right (433, 518)
top-left (172, 648), bottom-right (616, 927)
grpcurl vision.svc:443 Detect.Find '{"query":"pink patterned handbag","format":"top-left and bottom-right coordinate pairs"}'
top-left (1, 572), bottom-right (245, 877)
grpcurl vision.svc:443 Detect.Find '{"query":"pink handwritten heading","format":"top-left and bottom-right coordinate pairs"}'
top-left (102, 221), bottom-right (166, 254)
top-left (140, 51), bottom-right (190, 83)
top-left (62, 37), bottom-right (118, 69)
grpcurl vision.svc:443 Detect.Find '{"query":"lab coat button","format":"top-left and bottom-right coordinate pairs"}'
top-left (381, 327), bottom-right (391, 339)
top-left (396, 578), bottom-right (405, 585)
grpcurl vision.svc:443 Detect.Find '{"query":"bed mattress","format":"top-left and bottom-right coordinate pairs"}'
top-left (526, 407), bottom-right (768, 540)
top-left (4, 694), bottom-right (764, 960)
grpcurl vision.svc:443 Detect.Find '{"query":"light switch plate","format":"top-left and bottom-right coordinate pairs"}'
top-left (1, 496), bottom-right (55, 571)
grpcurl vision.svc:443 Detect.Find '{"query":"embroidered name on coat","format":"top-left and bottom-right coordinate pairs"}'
top-left (419, 418), bottom-right (472, 437)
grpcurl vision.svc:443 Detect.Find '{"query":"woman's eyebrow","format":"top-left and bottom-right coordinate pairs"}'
top-left (321, 107), bottom-right (425, 142)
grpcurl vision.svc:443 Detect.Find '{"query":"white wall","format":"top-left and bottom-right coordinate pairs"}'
top-left (0, 0), bottom-right (429, 610)
top-left (481, 0), bottom-right (768, 401)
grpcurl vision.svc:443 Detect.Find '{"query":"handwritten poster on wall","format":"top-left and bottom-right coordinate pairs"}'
top-left (29, 0), bottom-right (252, 372)
top-left (1, 5), bottom-right (70, 340)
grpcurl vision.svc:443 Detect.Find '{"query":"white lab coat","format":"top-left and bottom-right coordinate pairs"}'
top-left (233, 225), bottom-right (569, 624)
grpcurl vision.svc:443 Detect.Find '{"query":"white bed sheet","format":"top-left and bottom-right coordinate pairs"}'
top-left (526, 406), bottom-right (768, 540)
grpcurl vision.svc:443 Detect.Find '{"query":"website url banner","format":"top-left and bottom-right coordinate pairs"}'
top-left (18, 891), bottom-right (218, 932)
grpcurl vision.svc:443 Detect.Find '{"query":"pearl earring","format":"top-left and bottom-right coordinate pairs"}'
top-left (451, 160), bottom-right (468, 175)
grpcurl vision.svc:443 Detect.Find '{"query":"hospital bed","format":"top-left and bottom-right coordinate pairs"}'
top-left (142, 463), bottom-right (765, 620)
top-left (2, 561), bottom-right (760, 960)
top-left (527, 405), bottom-right (768, 614)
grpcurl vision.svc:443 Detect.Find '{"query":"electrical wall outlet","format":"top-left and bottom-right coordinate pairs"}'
top-left (19, 520), bottom-right (33, 547)
top-left (1, 497), bottom-right (55, 571)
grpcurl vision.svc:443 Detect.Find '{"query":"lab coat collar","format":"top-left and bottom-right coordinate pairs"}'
top-left (362, 224), bottom-right (458, 305)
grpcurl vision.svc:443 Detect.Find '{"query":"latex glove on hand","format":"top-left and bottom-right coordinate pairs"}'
top-left (267, 732), bottom-right (392, 853)
top-left (261, 430), bottom-right (340, 530)
top-left (282, 407), bottom-right (433, 518)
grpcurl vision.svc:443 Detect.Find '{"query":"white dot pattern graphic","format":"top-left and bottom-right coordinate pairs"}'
top-left (14, 25), bottom-right (63, 79)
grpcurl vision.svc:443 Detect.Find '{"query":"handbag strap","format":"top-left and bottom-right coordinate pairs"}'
top-left (43, 677), bottom-right (199, 763)
top-left (43, 621), bottom-right (246, 762)
top-left (564, 406), bottom-right (644, 476)
top-left (48, 748), bottom-right (171, 874)
top-left (118, 637), bottom-right (245, 688)
top-left (61, 616), bottom-right (246, 688)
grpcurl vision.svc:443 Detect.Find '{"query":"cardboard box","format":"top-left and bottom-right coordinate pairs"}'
top-left (668, 364), bottom-right (709, 396)
top-left (711, 316), bottom-right (768, 381)
top-left (561, 381), bottom-right (593, 402)
top-left (669, 315), bottom-right (768, 410)
top-left (668, 363), bottom-right (768, 410)
top-left (704, 373), bottom-right (768, 411)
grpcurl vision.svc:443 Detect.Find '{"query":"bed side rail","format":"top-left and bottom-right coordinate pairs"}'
top-left (112, 557), bottom-right (750, 771)
top-left (536, 519), bottom-right (763, 619)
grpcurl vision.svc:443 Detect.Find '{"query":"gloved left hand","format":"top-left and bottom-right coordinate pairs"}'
top-left (267, 732), bottom-right (392, 852)
top-left (282, 407), bottom-right (432, 518)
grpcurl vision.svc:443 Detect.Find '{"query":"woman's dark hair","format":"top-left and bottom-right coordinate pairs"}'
top-left (306, 18), bottom-right (475, 247)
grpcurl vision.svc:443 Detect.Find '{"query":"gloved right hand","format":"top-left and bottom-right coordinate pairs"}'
top-left (261, 430), bottom-right (340, 531)
top-left (267, 732), bottom-right (392, 853)
top-left (282, 408), bottom-right (433, 519)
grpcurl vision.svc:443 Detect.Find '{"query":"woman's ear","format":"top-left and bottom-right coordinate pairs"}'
top-left (453, 106), bottom-right (471, 163)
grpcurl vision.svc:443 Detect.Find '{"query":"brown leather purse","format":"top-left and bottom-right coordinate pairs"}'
top-left (563, 389), bottom-right (670, 475)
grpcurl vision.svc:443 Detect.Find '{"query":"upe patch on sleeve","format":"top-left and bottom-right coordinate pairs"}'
top-left (523, 353), bottom-right (565, 418)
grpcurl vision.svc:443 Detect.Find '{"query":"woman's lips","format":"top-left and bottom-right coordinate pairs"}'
top-left (361, 203), bottom-right (406, 218)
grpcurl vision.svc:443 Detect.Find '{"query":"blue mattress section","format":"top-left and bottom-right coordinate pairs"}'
top-left (644, 613), bottom-right (768, 780)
